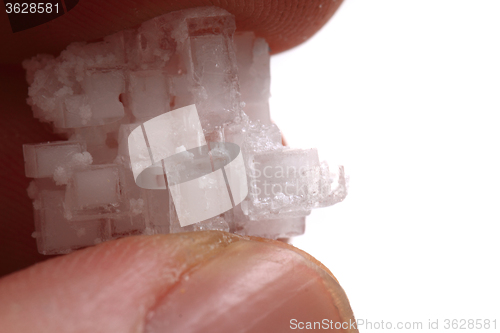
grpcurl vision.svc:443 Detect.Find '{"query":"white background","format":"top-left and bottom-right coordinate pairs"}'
top-left (271, 0), bottom-right (500, 331)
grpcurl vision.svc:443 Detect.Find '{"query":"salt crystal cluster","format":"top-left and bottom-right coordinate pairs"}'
top-left (22, 7), bottom-right (347, 255)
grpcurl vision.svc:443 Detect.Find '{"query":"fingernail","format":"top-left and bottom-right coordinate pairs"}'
top-left (145, 240), bottom-right (357, 333)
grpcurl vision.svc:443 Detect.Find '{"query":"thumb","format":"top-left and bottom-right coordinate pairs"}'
top-left (1, 0), bottom-right (344, 63)
top-left (0, 231), bottom-right (357, 333)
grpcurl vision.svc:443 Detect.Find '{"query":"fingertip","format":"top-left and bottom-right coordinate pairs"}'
top-left (0, 232), bottom-right (357, 333)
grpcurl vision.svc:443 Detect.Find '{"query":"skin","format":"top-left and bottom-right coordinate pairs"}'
top-left (0, 1), bottom-right (358, 332)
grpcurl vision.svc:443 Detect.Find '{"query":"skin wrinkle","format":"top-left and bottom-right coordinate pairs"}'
top-left (143, 237), bottom-right (243, 323)
top-left (165, 243), bottom-right (294, 327)
top-left (129, 234), bottom-right (246, 329)
top-left (143, 239), bottom-right (350, 333)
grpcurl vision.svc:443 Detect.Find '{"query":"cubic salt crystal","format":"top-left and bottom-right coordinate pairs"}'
top-left (143, 189), bottom-right (170, 234)
top-left (23, 37), bottom-right (127, 129)
top-left (116, 123), bottom-right (142, 162)
top-left (120, 7), bottom-right (240, 130)
top-left (128, 70), bottom-right (170, 119)
top-left (189, 34), bottom-right (239, 129)
top-left (70, 123), bottom-right (120, 165)
top-left (170, 212), bottom-right (232, 234)
top-left (110, 212), bottom-right (146, 238)
top-left (28, 179), bottom-right (65, 202)
top-left (170, 8), bottom-right (240, 131)
top-left (234, 32), bottom-right (271, 125)
top-left (81, 71), bottom-right (125, 123)
top-left (168, 75), bottom-right (195, 110)
top-left (245, 148), bottom-right (321, 219)
top-left (168, 165), bottom-right (233, 227)
top-left (23, 141), bottom-right (86, 178)
top-left (64, 164), bottom-right (127, 220)
top-left (52, 151), bottom-right (93, 185)
top-left (233, 204), bottom-right (306, 239)
top-left (22, 7), bottom-right (347, 254)
top-left (33, 190), bottom-right (109, 255)
top-left (141, 105), bottom-right (206, 166)
top-left (241, 216), bottom-right (306, 239)
top-left (169, 188), bottom-right (232, 233)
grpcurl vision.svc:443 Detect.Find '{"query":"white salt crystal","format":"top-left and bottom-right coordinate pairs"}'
top-left (53, 151), bottom-right (93, 185)
top-left (64, 164), bottom-right (127, 220)
top-left (129, 198), bottom-right (144, 215)
top-left (128, 70), bottom-right (169, 119)
top-left (190, 34), bottom-right (240, 129)
top-left (245, 148), bottom-right (321, 219)
top-left (23, 38), bottom-right (127, 129)
top-left (22, 7), bottom-right (347, 254)
top-left (71, 166), bottom-right (120, 207)
top-left (170, 193), bottom-right (232, 233)
top-left (23, 141), bottom-right (87, 179)
top-left (110, 214), bottom-right (146, 238)
top-left (169, 171), bottom-right (233, 227)
top-left (115, 123), bottom-right (142, 164)
top-left (62, 94), bottom-right (92, 126)
top-left (234, 203), bottom-right (306, 239)
top-left (142, 104), bottom-right (206, 166)
top-left (70, 123), bottom-right (120, 164)
top-left (82, 71), bottom-right (125, 123)
top-left (143, 189), bottom-right (170, 234)
top-left (234, 32), bottom-right (271, 124)
top-left (33, 190), bottom-right (109, 255)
